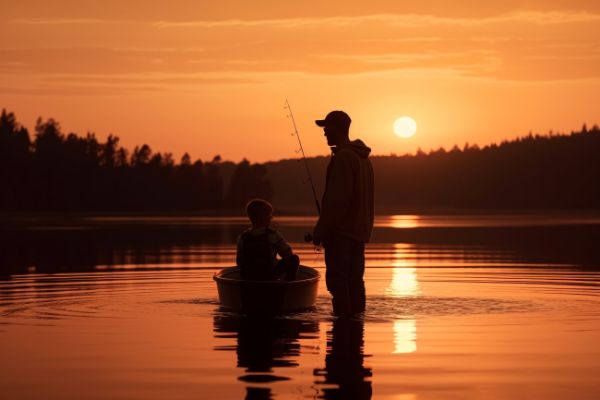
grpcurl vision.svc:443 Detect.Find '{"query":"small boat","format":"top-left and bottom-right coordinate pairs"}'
top-left (214, 265), bottom-right (320, 313)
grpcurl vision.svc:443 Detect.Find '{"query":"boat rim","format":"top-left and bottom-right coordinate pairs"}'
top-left (213, 265), bottom-right (320, 286)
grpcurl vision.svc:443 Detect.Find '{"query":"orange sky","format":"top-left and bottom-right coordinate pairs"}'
top-left (2, 1), bottom-right (599, 162)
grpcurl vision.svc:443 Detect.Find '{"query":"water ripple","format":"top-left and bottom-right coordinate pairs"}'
top-left (2, 268), bottom-right (597, 325)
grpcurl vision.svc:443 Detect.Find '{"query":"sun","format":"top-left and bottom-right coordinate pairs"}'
top-left (393, 116), bottom-right (417, 138)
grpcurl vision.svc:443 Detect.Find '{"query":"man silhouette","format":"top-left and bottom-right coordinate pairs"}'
top-left (312, 111), bottom-right (374, 317)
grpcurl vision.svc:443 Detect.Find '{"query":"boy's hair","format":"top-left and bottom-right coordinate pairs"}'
top-left (246, 198), bottom-right (273, 225)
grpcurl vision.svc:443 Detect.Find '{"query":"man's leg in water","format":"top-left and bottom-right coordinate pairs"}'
top-left (325, 235), bottom-right (352, 316)
top-left (348, 240), bottom-right (366, 314)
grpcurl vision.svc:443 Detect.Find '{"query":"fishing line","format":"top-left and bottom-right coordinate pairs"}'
top-left (284, 99), bottom-right (323, 253)
top-left (285, 99), bottom-right (321, 216)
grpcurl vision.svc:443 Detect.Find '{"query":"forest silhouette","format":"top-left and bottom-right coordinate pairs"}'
top-left (1, 108), bottom-right (599, 213)
top-left (0, 109), bottom-right (270, 212)
top-left (267, 124), bottom-right (600, 211)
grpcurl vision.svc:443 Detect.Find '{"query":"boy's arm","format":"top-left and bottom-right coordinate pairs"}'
top-left (273, 231), bottom-right (293, 259)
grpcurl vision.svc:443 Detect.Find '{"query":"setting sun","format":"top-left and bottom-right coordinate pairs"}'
top-left (393, 116), bottom-right (417, 139)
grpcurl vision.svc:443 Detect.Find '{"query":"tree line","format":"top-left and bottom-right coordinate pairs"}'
top-left (0, 109), bottom-right (271, 212)
top-left (372, 125), bottom-right (600, 209)
top-left (266, 124), bottom-right (600, 211)
top-left (1, 107), bottom-right (599, 213)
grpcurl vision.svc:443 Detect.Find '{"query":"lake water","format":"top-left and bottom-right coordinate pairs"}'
top-left (1, 214), bottom-right (599, 399)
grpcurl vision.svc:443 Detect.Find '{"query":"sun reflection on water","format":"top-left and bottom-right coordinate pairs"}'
top-left (387, 243), bottom-right (420, 354)
top-left (386, 267), bottom-right (421, 297)
top-left (393, 319), bottom-right (417, 354)
top-left (391, 394), bottom-right (418, 400)
top-left (386, 243), bottom-right (421, 297)
top-left (386, 215), bottom-right (420, 229)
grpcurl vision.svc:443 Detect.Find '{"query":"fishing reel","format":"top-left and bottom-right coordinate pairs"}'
top-left (304, 232), bottom-right (314, 243)
top-left (304, 233), bottom-right (323, 253)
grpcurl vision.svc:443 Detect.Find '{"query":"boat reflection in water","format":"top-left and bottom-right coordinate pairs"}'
top-left (213, 312), bottom-right (319, 399)
top-left (314, 318), bottom-right (373, 399)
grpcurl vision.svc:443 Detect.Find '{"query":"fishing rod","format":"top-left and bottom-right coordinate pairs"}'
top-left (285, 99), bottom-right (321, 216)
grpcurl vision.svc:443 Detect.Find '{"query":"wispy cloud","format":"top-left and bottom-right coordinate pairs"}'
top-left (152, 11), bottom-right (600, 29)
top-left (0, 68), bottom-right (262, 97)
top-left (4, 10), bottom-right (600, 82)
top-left (10, 18), bottom-right (133, 25)
top-left (13, 11), bottom-right (600, 28)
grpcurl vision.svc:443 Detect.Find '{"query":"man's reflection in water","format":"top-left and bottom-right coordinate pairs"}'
top-left (314, 318), bottom-right (372, 399)
top-left (213, 313), bottom-right (319, 400)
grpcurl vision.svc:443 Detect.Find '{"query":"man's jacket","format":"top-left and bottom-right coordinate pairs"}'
top-left (315, 139), bottom-right (374, 243)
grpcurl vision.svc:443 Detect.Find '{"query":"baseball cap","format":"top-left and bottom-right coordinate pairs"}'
top-left (315, 110), bottom-right (351, 128)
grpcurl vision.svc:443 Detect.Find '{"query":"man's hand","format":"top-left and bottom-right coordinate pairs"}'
top-left (304, 232), bottom-right (321, 246)
top-left (311, 231), bottom-right (323, 247)
top-left (304, 232), bottom-right (323, 253)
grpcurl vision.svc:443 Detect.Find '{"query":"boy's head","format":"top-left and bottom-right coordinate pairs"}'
top-left (246, 198), bottom-right (273, 227)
